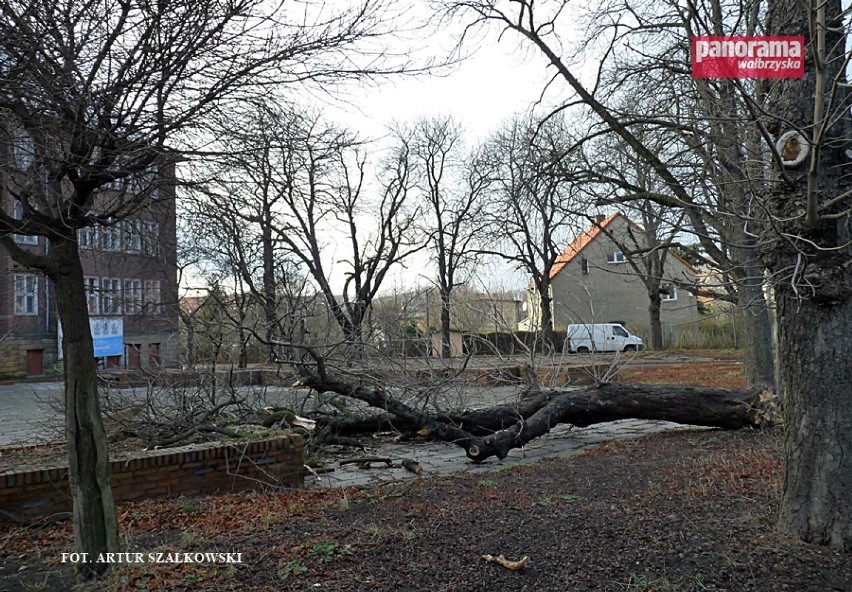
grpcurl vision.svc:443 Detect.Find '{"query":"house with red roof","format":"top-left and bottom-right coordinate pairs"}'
top-left (521, 212), bottom-right (699, 347)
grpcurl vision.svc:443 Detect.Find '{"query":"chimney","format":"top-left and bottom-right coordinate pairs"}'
top-left (595, 214), bottom-right (606, 224)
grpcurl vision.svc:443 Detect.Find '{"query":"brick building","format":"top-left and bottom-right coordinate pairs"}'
top-left (1, 162), bottom-right (179, 378)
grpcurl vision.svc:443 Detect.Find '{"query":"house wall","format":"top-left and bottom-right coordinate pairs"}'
top-left (549, 216), bottom-right (699, 347)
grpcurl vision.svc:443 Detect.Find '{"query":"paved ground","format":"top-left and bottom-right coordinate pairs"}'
top-left (0, 380), bottom-right (65, 445)
top-left (0, 379), bottom-right (706, 489)
top-left (308, 419), bottom-right (702, 489)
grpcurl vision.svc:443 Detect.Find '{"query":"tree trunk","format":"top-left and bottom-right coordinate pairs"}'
top-left (537, 280), bottom-right (555, 352)
top-left (735, 260), bottom-right (775, 389)
top-left (52, 237), bottom-right (119, 579)
top-left (262, 213), bottom-right (278, 363)
top-left (648, 294), bottom-right (663, 350)
top-left (765, 0), bottom-right (852, 551)
top-left (775, 279), bottom-right (852, 550)
top-left (440, 289), bottom-right (452, 358)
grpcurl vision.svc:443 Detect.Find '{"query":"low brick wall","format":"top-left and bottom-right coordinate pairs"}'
top-left (0, 435), bottom-right (304, 523)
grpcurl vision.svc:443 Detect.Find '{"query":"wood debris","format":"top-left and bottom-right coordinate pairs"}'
top-left (481, 554), bottom-right (530, 570)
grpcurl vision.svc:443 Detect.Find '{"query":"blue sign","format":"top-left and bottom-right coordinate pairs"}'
top-left (91, 318), bottom-right (124, 357)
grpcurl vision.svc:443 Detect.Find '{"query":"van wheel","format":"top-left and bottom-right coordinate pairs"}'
top-left (577, 346), bottom-right (590, 354)
top-left (623, 345), bottom-right (637, 352)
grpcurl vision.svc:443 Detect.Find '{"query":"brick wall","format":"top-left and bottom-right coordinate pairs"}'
top-left (0, 435), bottom-right (304, 523)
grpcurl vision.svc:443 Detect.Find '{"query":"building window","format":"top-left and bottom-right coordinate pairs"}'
top-left (126, 343), bottom-right (142, 369)
top-left (661, 285), bottom-right (678, 302)
top-left (144, 280), bottom-right (161, 314)
top-left (101, 278), bottom-right (122, 314)
top-left (84, 276), bottom-right (100, 315)
top-left (13, 127), bottom-right (35, 169)
top-left (149, 343), bottom-right (161, 369)
top-left (101, 221), bottom-right (122, 251)
top-left (123, 278), bottom-right (143, 314)
top-left (607, 250), bottom-right (626, 264)
top-left (78, 225), bottom-right (99, 249)
top-left (580, 258), bottom-right (589, 275)
top-left (12, 202), bottom-right (38, 245)
top-left (14, 274), bottom-right (38, 315)
top-left (123, 219), bottom-right (142, 253)
top-left (142, 221), bottom-right (160, 257)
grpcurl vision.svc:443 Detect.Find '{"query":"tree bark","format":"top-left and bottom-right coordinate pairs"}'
top-left (765, 0), bottom-right (852, 551)
top-left (776, 290), bottom-right (852, 550)
top-left (648, 294), bottom-right (663, 350)
top-left (52, 237), bottom-right (119, 578)
top-left (440, 289), bottom-right (452, 358)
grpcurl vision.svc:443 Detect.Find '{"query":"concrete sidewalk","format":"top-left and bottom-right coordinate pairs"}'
top-left (0, 381), bottom-right (64, 446)
top-left (308, 419), bottom-right (704, 489)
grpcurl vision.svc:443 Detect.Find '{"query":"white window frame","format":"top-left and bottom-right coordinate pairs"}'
top-left (78, 225), bottom-right (99, 250)
top-left (101, 221), bottom-right (122, 252)
top-left (14, 274), bottom-right (38, 315)
top-left (12, 202), bottom-right (38, 245)
top-left (142, 221), bottom-right (160, 257)
top-left (13, 127), bottom-right (35, 169)
top-left (607, 250), bottom-right (626, 264)
top-left (101, 277), bottom-right (123, 315)
top-left (123, 278), bottom-right (143, 314)
top-left (661, 285), bottom-right (678, 302)
top-left (123, 219), bottom-right (142, 253)
top-left (84, 276), bottom-right (100, 315)
top-left (144, 279), bottom-right (161, 314)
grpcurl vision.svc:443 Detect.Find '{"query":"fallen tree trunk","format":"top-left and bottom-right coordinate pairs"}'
top-left (298, 371), bottom-right (777, 463)
top-left (459, 384), bottom-right (776, 462)
top-left (313, 393), bottom-right (552, 437)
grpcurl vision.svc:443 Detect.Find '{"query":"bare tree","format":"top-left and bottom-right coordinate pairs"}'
top-left (402, 116), bottom-right (490, 357)
top-left (0, 0), bottom-right (418, 578)
top-left (196, 103), bottom-right (424, 359)
top-left (481, 113), bottom-right (583, 349)
top-left (444, 0), bottom-right (852, 550)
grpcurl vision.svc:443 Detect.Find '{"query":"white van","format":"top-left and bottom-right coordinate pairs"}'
top-left (566, 323), bottom-right (645, 353)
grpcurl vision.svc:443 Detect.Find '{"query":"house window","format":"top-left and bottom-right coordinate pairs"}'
top-left (12, 202), bottom-right (38, 245)
top-left (580, 258), bottom-right (589, 275)
top-left (84, 277), bottom-right (100, 315)
top-left (661, 285), bottom-right (678, 302)
top-left (126, 343), bottom-right (142, 369)
top-left (607, 250), bottom-right (626, 264)
top-left (101, 278), bottom-right (123, 314)
top-left (13, 127), bottom-right (35, 169)
top-left (142, 221), bottom-right (160, 257)
top-left (101, 221), bottom-right (122, 251)
top-left (149, 343), bottom-right (161, 369)
top-left (78, 225), bottom-right (99, 249)
top-left (123, 278), bottom-right (143, 314)
top-left (14, 274), bottom-right (38, 315)
top-left (123, 219), bottom-right (142, 253)
top-left (144, 279), bottom-right (161, 314)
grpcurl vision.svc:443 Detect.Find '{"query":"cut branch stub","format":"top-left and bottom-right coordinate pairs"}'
top-left (776, 130), bottom-right (810, 167)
